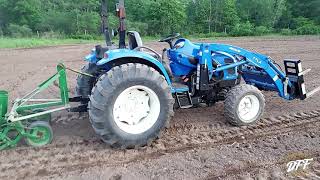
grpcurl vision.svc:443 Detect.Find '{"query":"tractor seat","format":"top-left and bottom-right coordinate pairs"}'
top-left (95, 45), bottom-right (109, 60)
top-left (128, 31), bottom-right (143, 50)
top-left (128, 31), bottom-right (162, 60)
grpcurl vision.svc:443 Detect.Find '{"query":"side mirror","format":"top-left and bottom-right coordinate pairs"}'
top-left (112, 29), bottom-right (118, 37)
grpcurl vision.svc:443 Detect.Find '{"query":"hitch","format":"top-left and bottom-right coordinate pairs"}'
top-left (284, 59), bottom-right (320, 100)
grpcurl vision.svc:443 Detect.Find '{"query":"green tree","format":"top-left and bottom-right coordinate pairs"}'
top-left (1, 0), bottom-right (41, 30)
top-left (288, 0), bottom-right (320, 24)
top-left (187, 0), bottom-right (226, 34)
top-left (222, 0), bottom-right (240, 33)
top-left (273, 0), bottom-right (286, 26)
top-left (147, 0), bottom-right (186, 35)
top-left (0, 0), bottom-right (319, 37)
top-left (187, 0), bottom-right (211, 33)
top-left (126, 0), bottom-right (150, 21)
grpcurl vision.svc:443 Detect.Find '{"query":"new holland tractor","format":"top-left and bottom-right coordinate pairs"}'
top-left (0, 0), bottom-right (318, 150)
top-left (74, 0), bottom-right (320, 148)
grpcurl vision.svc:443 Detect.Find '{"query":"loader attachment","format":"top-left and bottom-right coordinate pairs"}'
top-left (284, 59), bottom-right (320, 100)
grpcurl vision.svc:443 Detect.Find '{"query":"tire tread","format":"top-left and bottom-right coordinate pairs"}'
top-left (224, 84), bottom-right (265, 126)
top-left (89, 63), bottom-right (174, 148)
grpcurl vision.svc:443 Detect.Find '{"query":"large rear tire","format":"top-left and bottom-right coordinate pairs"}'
top-left (89, 63), bottom-right (174, 148)
top-left (224, 84), bottom-right (265, 126)
top-left (75, 63), bottom-right (98, 99)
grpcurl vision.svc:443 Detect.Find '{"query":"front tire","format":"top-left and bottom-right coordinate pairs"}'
top-left (89, 63), bottom-right (174, 148)
top-left (224, 84), bottom-right (265, 126)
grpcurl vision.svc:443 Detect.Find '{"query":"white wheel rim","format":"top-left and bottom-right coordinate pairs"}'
top-left (237, 94), bottom-right (260, 123)
top-left (113, 85), bottom-right (160, 134)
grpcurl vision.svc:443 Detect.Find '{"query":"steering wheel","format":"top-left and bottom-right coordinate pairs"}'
top-left (159, 33), bottom-right (181, 43)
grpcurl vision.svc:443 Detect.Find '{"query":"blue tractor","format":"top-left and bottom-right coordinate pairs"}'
top-left (76, 0), bottom-right (320, 148)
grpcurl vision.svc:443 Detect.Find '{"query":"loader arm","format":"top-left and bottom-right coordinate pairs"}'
top-left (199, 44), bottom-right (320, 100)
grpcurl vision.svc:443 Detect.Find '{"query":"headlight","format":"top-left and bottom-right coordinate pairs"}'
top-left (174, 41), bottom-right (185, 49)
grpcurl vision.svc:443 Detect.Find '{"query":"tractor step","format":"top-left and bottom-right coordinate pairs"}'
top-left (172, 82), bottom-right (189, 93)
top-left (172, 83), bottom-right (193, 109)
top-left (175, 92), bottom-right (193, 109)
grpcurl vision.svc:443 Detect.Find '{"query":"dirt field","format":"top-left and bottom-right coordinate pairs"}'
top-left (0, 36), bottom-right (320, 180)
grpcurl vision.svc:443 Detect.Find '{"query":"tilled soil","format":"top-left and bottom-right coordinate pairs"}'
top-left (0, 36), bottom-right (320, 180)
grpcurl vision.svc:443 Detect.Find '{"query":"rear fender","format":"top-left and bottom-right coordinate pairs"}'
top-left (97, 49), bottom-right (172, 85)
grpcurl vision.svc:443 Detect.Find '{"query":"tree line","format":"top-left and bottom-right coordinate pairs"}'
top-left (0, 0), bottom-right (319, 39)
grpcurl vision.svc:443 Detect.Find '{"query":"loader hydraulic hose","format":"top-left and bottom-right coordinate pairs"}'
top-left (267, 59), bottom-right (286, 80)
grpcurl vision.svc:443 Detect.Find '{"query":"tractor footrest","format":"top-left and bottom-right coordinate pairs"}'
top-left (172, 83), bottom-right (189, 93)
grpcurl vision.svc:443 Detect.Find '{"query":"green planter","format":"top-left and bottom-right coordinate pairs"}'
top-left (0, 90), bottom-right (8, 118)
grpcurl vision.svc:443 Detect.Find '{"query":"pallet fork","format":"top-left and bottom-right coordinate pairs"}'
top-left (284, 59), bottom-right (320, 100)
